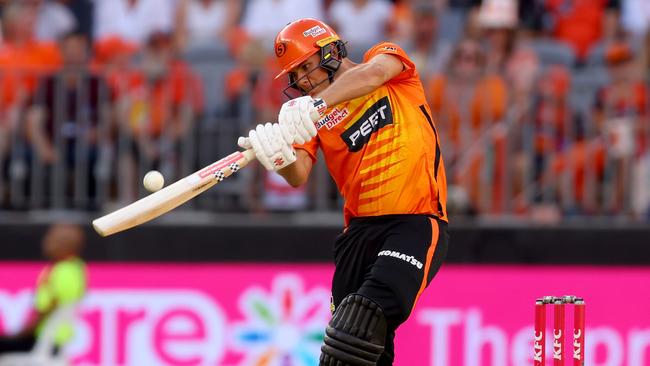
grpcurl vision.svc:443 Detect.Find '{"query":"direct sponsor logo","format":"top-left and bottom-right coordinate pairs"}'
top-left (378, 250), bottom-right (423, 269)
top-left (316, 107), bottom-right (349, 130)
top-left (340, 96), bottom-right (393, 151)
top-left (383, 45), bottom-right (397, 51)
top-left (303, 25), bottom-right (326, 38)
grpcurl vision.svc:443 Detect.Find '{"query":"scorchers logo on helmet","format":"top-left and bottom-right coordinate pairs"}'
top-left (275, 42), bottom-right (287, 57)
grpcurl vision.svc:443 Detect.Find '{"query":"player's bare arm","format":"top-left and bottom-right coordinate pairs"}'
top-left (317, 54), bottom-right (405, 107)
top-left (278, 149), bottom-right (313, 187)
top-left (276, 54), bottom-right (405, 187)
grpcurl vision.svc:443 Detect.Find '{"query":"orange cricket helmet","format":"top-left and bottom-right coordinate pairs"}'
top-left (273, 18), bottom-right (347, 83)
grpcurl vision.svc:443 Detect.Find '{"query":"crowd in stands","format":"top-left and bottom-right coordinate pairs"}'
top-left (0, 0), bottom-right (649, 221)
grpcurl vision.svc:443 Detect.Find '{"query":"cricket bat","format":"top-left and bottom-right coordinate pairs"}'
top-left (92, 149), bottom-right (256, 237)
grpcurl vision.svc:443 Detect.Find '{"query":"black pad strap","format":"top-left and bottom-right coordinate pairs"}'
top-left (320, 293), bottom-right (387, 366)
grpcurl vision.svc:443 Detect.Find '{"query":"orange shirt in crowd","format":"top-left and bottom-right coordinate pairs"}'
top-left (552, 140), bottom-right (606, 205)
top-left (427, 74), bottom-right (508, 213)
top-left (545, 0), bottom-right (611, 59)
top-left (427, 74), bottom-right (507, 145)
top-left (124, 61), bottom-right (204, 137)
top-left (533, 66), bottom-right (572, 154)
top-left (0, 41), bottom-right (61, 108)
top-left (296, 43), bottom-right (447, 225)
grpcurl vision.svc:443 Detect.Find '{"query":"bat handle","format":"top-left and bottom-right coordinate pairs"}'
top-left (240, 148), bottom-right (257, 162)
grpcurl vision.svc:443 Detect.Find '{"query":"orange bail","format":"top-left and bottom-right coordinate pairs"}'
top-left (274, 18), bottom-right (341, 79)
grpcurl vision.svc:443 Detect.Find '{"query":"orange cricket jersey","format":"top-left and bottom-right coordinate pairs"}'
top-left (296, 42), bottom-right (448, 225)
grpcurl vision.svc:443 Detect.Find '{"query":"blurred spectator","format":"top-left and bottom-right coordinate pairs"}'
top-left (427, 38), bottom-right (508, 214)
top-left (476, 0), bottom-right (540, 114)
top-left (34, 0), bottom-right (77, 42)
top-left (592, 42), bottom-right (649, 213)
top-left (115, 31), bottom-right (203, 200)
top-left (0, 222), bottom-right (86, 356)
top-left (548, 116), bottom-right (606, 216)
top-left (506, 49), bottom-right (540, 120)
top-left (475, 0), bottom-right (519, 74)
top-left (0, 2), bottom-right (61, 191)
top-left (241, 0), bottom-right (324, 46)
top-left (0, 2), bottom-right (62, 107)
top-left (25, 31), bottom-right (108, 208)
top-left (594, 43), bottom-right (647, 151)
top-left (400, 2), bottom-right (452, 76)
top-left (328, 0), bottom-right (393, 47)
top-left (174, 0), bottom-right (241, 50)
top-left (93, 0), bottom-right (175, 45)
top-left (545, 0), bottom-right (621, 61)
top-left (525, 66), bottom-right (575, 207)
top-left (92, 36), bottom-right (139, 98)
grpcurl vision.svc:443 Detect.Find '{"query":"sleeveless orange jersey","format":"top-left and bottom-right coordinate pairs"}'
top-left (295, 42), bottom-right (448, 225)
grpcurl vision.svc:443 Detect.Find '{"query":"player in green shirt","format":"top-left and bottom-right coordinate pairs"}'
top-left (0, 223), bottom-right (87, 355)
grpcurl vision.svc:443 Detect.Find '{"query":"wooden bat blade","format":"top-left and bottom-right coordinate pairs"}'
top-left (92, 149), bottom-right (256, 237)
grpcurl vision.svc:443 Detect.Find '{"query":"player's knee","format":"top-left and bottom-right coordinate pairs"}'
top-left (357, 275), bottom-right (412, 328)
top-left (320, 293), bottom-right (387, 366)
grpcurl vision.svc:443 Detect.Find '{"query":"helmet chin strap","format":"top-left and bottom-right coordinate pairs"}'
top-left (283, 41), bottom-right (348, 99)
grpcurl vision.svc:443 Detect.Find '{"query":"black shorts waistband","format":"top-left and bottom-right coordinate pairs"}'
top-left (348, 214), bottom-right (446, 226)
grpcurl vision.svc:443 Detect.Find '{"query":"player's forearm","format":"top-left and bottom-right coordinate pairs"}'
top-left (317, 63), bottom-right (387, 106)
top-left (277, 150), bottom-right (312, 187)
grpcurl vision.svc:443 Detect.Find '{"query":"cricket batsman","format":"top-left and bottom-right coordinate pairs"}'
top-left (238, 18), bottom-right (449, 365)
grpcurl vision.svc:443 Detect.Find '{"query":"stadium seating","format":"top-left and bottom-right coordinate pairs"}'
top-left (528, 38), bottom-right (577, 68)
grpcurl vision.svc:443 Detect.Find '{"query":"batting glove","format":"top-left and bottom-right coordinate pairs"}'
top-left (238, 123), bottom-right (296, 171)
top-left (278, 96), bottom-right (327, 144)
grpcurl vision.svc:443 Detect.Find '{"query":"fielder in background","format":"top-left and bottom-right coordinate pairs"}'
top-left (0, 223), bottom-right (87, 356)
top-left (239, 18), bottom-right (449, 366)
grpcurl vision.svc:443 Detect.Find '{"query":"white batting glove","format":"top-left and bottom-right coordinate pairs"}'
top-left (278, 96), bottom-right (327, 144)
top-left (238, 123), bottom-right (296, 171)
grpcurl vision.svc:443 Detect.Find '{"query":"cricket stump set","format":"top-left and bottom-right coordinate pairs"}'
top-left (534, 295), bottom-right (585, 366)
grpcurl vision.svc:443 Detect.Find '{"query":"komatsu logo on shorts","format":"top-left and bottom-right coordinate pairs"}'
top-left (303, 25), bottom-right (326, 38)
top-left (340, 96), bottom-right (393, 151)
top-left (378, 250), bottom-right (423, 269)
top-left (316, 107), bottom-right (349, 130)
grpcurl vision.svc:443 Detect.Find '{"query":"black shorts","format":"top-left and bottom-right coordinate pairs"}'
top-left (330, 214), bottom-right (448, 365)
